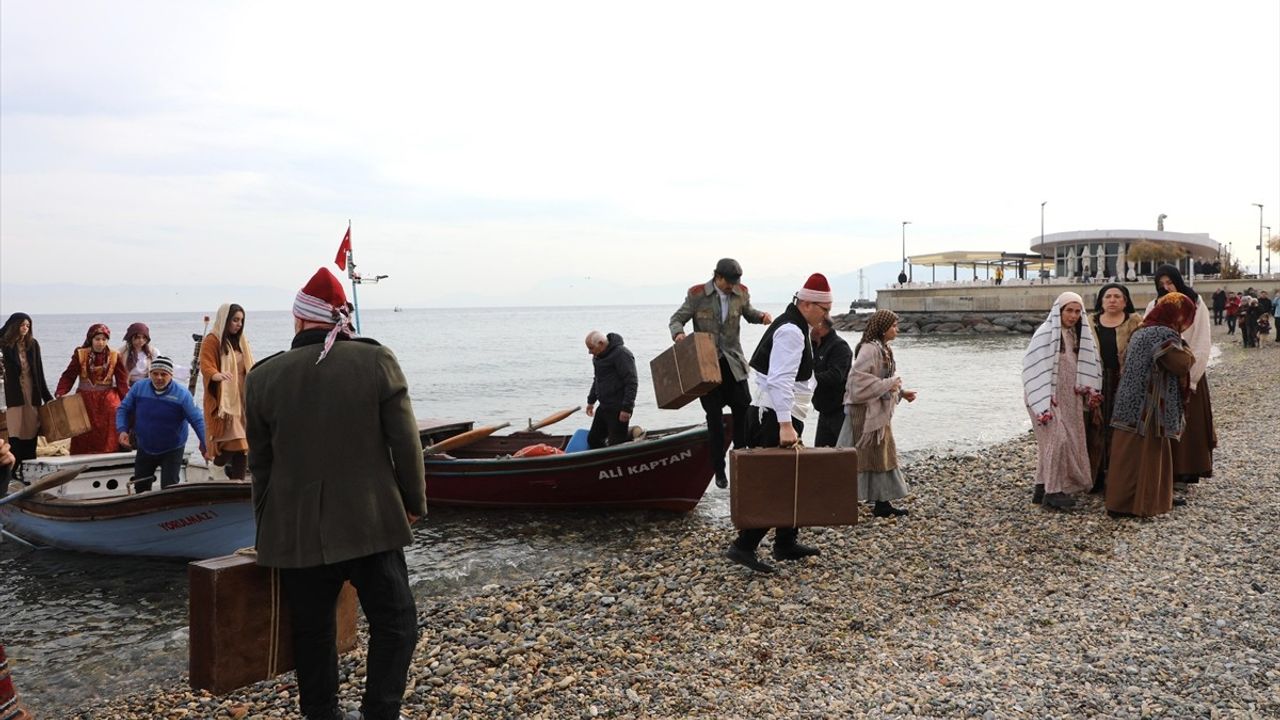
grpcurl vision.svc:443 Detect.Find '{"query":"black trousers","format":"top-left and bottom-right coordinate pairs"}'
top-left (813, 410), bottom-right (844, 448)
top-left (7, 437), bottom-right (37, 472)
top-left (733, 408), bottom-right (804, 552)
top-left (131, 447), bottom-right (185, 492)
top-left (699, 357), bottom-right (751, 473)
top-left (587, 406), bottom-right (630, 449)
top-left (279, 549), bottom-right (418, 720)
top-left (1227, 315), bottom-right (1237, 334)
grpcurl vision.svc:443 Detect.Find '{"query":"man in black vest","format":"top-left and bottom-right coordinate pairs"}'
top-left (725, 273), bottom-right (834, 574)
top-left (811, 317), bottom-right (852, 448)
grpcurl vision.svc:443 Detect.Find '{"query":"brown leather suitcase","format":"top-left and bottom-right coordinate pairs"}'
top-left (650, 333), bottom-right (723, 409)
top-left (37, 394), bottom-right (91, 442)
top-left (729, 446), bottom-right (859, 528)
top-left (189, 553), bottom-right (358, 695)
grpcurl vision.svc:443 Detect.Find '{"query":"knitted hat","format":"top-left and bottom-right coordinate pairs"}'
top-left (796, 273), bottom-right (833, 303)
top-left (293, 267), bottom-right (355, 364)
top-left (150, 355), bottom-right (175, 374)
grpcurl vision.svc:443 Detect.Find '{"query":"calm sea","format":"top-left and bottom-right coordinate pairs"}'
top-left (1, 306), bottom-right (1031, 713)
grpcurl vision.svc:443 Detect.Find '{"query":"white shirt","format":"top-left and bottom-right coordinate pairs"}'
top-left (716, 287), bottom-right (730, 323)
top-left (754, 323), bottom-right (816, 419)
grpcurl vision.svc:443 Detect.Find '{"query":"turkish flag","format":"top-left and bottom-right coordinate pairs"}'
top-left (335, 226), bottom-right (352, 270)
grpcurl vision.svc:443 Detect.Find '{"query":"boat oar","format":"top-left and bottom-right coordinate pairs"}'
top-left (527, 406), bottom-right (581, 432)
top-left (423, 423), bottom-right (510, 455)
top-left (0, 467), bottom-right (83, 507)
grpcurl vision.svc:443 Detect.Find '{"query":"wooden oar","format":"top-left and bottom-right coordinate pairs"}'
top-left (527, 406), bottom-right (581, 432)
top-left (0, 467), bottom-right (84, 507)
top-left (423, 423), bottom-right (510, 455)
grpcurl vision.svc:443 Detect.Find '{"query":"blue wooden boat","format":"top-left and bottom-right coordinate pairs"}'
top-left (0, 452), bottom-right (253, 559)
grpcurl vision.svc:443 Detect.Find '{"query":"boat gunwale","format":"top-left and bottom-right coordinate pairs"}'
top-left (5, 482), bottom-right (252, 521)
top-left (424, 423), bottom-right (708, 474)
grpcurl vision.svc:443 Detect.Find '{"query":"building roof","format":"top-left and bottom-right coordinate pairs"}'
top-left (907, 250), bottom-right (1048, 266)
top-left (1030, 229), bottom-right (1218, 258)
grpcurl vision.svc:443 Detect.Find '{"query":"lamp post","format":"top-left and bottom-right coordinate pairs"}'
top-left (1265, 225), bottom-right (1272, 276)
top-left (1040, 200), bottom-right (1047, 248)
top-left (901, 220), bottom-right (912, 283)
top-left (1253, 203), bottom-right (1264, 276)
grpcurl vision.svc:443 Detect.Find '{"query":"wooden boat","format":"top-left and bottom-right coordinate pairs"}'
top-left (0, 452), bottom-right (253, 559)
top-left (419, 417), bottom-right (728, 512)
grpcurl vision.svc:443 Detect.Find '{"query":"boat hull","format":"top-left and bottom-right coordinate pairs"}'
top-left (0, 484), bottom-right (253, 559)
top-left (424, 423), bottom-right (721, 512)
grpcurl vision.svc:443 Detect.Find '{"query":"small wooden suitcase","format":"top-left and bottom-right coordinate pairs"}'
top-left (650, 333), bottom-right (723, 409)
top-left (189, 553), bottom-right (358, 695)
top-left (730, 446), bottom-right (859, 529)
top-left (37, 394), bottom-right (92, 442)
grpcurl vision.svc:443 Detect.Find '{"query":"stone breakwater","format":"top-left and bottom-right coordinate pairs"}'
top-left (835, 311), bottom-right (1046, 335)
top-left (71, 330), bottom-right (1278, 719)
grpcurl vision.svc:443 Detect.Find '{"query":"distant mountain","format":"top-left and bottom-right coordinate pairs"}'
top-left (2, 283), bottom-right (296, 314)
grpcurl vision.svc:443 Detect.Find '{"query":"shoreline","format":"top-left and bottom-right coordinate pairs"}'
top-left (57, 329), bottom-right (1280, 718)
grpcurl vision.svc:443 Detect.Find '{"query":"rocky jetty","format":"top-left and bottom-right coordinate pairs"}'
top-left (70, 329), bottom-right (1279, 719)
top-left (835, 311), bottom-right (1046, 335)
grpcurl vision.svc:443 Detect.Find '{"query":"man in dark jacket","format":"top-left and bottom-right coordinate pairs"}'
top-left (245, 268), bottom-right (426, 720)
top-left (1211, 288), bottom-right (1227, 325)
top-left (811, 317), bottom-right (852, 447)
top-left (668, 258), bottom-right (773, 488)
top-left (585, 331), bottom-right (638, 448)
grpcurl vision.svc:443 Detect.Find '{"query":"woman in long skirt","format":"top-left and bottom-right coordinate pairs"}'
top-left (1144, 265), bottom-right (1215, 491)
top-left (1107, 292), bottom-right (1197, 517)
top-left (1022, 292), bottom-right (1103, 510)
top-left (1085, 284), bottom-right (1142, 493)
top-left (200, 303), bottom-right (254, 479)
top-left (838, 310), bottom-right (917, 517)
top-left (119, 322), bottom-right (158, 388)
top-left (55, 324), bottom-right (129, 455)
top-left (1, 313), bottom-right (54, 471)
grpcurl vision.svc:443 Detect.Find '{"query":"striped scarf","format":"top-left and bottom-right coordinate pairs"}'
top-left (1022, 292), bottom-right (1103, 424)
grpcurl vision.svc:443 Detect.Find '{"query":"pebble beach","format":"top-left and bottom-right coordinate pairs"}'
top-left (61, 329), bottom-right (1279, 719)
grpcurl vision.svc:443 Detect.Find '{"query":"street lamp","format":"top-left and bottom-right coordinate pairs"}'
top-left (901, 221), bottom-right (912, 283)
top-left (1040, 200), bottom-right (1048, 249)
top-left (1265, 225), bottom-right (1272, 276)
top-left (1253, 203), bottom-right (1263, 276)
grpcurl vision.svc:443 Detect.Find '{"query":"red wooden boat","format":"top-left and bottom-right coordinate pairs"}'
top-left (419, 417), bottom-right (729, 512)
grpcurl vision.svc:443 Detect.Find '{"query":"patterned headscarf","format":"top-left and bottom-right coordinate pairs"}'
top-left (1111, 320), bottom-right (1188, 440)
top-left (855, 310), bottom-right (899, 363)
top-left (1142, 292), bottom-right (1197, 331)
top-left (1022, 292), bottom-right (1103, 424)
top-left (81, 323), bottom-right (110, 347)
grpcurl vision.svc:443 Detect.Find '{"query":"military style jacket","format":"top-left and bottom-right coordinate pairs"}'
top-left (668, 280), bottom-right (768, 381)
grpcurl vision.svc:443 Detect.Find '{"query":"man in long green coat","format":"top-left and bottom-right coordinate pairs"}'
top-left (669, 258), bottom-right (772, 488)
top-left (246, 267), bottom-right (426, 720)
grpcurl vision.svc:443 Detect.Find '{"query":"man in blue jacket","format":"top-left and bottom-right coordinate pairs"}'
top-left (115, 355), bottom-right (206, 492)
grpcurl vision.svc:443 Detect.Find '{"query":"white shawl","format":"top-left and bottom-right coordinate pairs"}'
top-left (1143, 295), bottom-right (1210, 389)
top-left (1022, 292), bottom-right (1103, 424)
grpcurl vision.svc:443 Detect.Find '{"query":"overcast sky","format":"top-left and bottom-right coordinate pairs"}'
top-left (2, 0), bottom-right (1278, 312)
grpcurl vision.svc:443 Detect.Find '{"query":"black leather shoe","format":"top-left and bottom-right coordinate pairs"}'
top-left (1172, 496), bottom-right (1187, 507)
top-left (714, 468), bottom-right (728, 489)
top-left (872, 501), bottom-right (909, 517)
top-left (1032, 484), bottom-right (1045, 504)
top-left (1043, 492), bottom-right (1075, 510)
top-left (772, 542), bottom-right (820, 561)
top-left (725, 545), bottom-right (774, 573)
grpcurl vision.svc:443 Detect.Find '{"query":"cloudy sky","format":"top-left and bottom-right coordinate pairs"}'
top-left (2, 0), bottom-right (1278, 312)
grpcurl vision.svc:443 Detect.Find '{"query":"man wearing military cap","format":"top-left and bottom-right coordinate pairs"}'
top-left (669, 258), bottom-right (772, 488)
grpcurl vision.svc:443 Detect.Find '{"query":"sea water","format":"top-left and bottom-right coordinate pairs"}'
top-left (1, 306), bottom-right (1030, 713)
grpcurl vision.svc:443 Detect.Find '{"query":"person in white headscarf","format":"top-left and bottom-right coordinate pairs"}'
top-left (199, 303), bottom-right (255, 479)
top-left (1022, 291), bottom-right (1102, 510)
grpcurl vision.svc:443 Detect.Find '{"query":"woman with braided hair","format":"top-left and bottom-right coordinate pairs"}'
top-left (1106, 292), bottom-right (1198, 518)
top-left (838, 309), bottom-right (916, 517)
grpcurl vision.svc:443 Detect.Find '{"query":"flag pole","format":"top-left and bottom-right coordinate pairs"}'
top-left (345, 220), bottom-right (362, 334)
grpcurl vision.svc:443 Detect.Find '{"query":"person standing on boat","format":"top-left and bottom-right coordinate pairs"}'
top-left (55, 324), bottom-right (129, 455)
top-left (115, 356), bottom-right (205, 492)
top-left (810, 316), bottom-right (852, 448)
top-left (584, 331), bottom-right (638, 448)
top-left (119, 322), bottom-right (158, 387)
top-left (669, 258), bottom-right (772, 489)
top-left (1, 313), bottom-right (54, 472)
top-left (200, 303), bottom-right (254, 480)
top-left (246, 268), bottom-right (425, 720)
top-left (725, 273), bottom-right (833, 574)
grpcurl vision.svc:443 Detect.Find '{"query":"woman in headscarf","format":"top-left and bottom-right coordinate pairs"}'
top-left (1085, 283), bottom-right (1143, 493)
top-left (838, 310), bottom-right (917, 517)
top-left (55, 324), bottom-right (129, 455)
top-left (119, 322), bottom-right (159, 387)
top-left (1145, 265), bottom-right (1215, 491)
top-left (1022, 292), bottom-right (1103, 510)
top-left (200, 303), bottom-right (254, 479)
top-left (1, 313), bottom-right (54, 470)
top-left (1106, 292), bottom-right (1198, 518)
